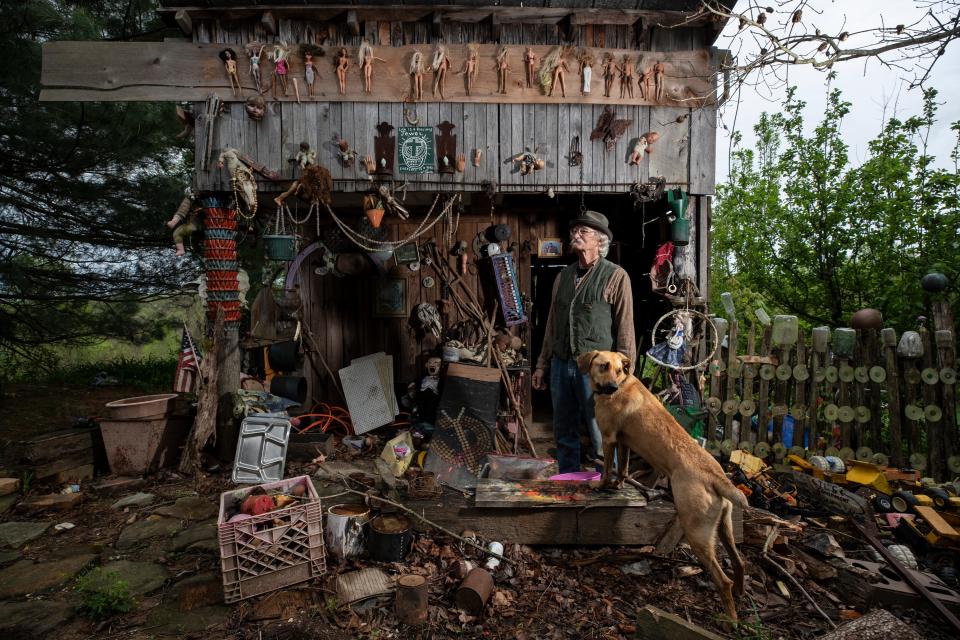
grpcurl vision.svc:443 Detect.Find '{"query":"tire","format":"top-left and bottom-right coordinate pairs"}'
top-left (873, 494), bottom-right (894, 513)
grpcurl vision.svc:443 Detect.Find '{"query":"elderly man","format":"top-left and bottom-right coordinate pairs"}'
top-left (532, 211), bottom-right (635, 473)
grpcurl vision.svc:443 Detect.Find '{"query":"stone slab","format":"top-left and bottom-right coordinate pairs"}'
top-left (0, 494), bottom-right (18, 515)
top-left (116, 516), bottom-right (183, 551)
top-left (171, 571), bottom-right (223, 611)
top-left (0, 600), bottom-right (76, 636)
top-left (112, 492), bottom-right (156, 509)
top-left (55, 464), bottom-right (94, 484)
top-left (0, 477), bottom-right (19, 496)
top-left (153, 496), bottom-right (218, 521)
top-left (0, 521), bottom-right (50, 549)
top-left (91, 477), bottom-right (145, 496)
top-left (167, 518), bottom-right (217, 552)
top-left (0, 554), bottom-right (97, 598)
top-left (94, 560), bottom-right (169, 597)
top-left (16, 492), bottom-right (82, 513)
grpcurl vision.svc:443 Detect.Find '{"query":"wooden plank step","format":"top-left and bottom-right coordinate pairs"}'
top-left (475, 478), bottom-right (647, 508)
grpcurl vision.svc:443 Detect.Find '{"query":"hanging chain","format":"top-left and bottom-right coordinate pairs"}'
top-left (579, 162), bottom-right (586, 214)
top-left (285, 199), bottom-right (314, 225)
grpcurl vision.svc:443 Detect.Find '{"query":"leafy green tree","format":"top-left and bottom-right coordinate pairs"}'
top-left (712, 81), bottom-right (959, 331)
top-left (0, 0), bottom-right (192, 368)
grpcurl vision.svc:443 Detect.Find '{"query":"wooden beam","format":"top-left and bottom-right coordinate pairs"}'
top-left (41, 41), bottom-right (716, 108)
top-left (155, 6), bottom-right (723, 28)
top-left (260, 10), bottom-right (277, 35)
top-left (431, 12), bottom-right (443, 39)
top-left (345, 10), bottom-right (359, 37)
top-left (490, 14), bottom-right (501, 42)
top-left (173, 9), bottom-right (192, 36)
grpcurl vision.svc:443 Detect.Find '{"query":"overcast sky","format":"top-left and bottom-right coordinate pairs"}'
top-left (713, 0), bottom-right (960, 184)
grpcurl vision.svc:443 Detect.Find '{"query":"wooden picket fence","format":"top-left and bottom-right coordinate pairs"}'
top-left (703, 302), bottom-right (958, 480)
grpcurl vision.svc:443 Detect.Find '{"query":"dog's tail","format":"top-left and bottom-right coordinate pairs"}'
top-left (711, 474), bottom-right (749, 509)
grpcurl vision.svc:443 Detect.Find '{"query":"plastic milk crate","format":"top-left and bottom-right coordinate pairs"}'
top-left (217, 475), bottom-right (326, 603)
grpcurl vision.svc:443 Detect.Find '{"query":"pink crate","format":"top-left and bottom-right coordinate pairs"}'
top-left (217, 475), bottom-right (326, 603)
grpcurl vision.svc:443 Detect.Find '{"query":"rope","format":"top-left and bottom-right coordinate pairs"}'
top-left (322, 193), bottom-right (459, 252)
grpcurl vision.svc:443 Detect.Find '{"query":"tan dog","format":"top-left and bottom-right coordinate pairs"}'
top-left (578, 350), bottom-right (748, 622)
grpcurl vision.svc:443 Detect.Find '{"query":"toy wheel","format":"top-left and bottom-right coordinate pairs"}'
top-left (873, 494), bottom-right (894, 513)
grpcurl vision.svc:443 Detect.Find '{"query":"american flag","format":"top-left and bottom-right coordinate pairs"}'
top-left (173, 325), bottom-right (202, 393)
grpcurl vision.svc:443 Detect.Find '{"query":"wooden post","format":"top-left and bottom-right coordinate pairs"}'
top-left (756, 325), bottom-right (772, 445)
top-left (174, 9), bottom-right (192, 36)
top-left (921, 325), bottom-right (943, 479)
top-left (793, 330), bottom-right (807, 448)
top-left (346, 10), bottom-right (360, 36)
top-left (865, 329), bottom-right (883, 449)
top-left (722, 319), bottom-right (739, 442)
top-left (882, 328), bottom-right (903, 467)
top-left (771, 343), bottom-right (790, 444)
top-left (741, 323), bottom-right (756, 443)
top-left (902, 355), bottom-right (920, 456)
top-left (933, 301), bottom-right (957, 464)
top-left (838, 355), bottom-right (851, 449)
top-left (807, 333), bottom-right (826, 452)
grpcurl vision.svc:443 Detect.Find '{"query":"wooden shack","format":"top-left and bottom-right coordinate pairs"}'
top-left (41, 0), bottom-right (732, 419)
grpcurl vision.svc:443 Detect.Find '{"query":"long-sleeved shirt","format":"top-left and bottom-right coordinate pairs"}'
top-left (535, 262), bottom-right (636, 373)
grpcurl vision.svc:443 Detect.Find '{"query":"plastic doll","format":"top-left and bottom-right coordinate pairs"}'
top-left (217, 148), bottom-right (258, 216)
top-left (431, 44), bottom-right (451, 100)
top-left (220, 48), bottom-right (241, 96)
top-left (579, 50), bottom-right (594, 95)
top-left (523, 46), bottom-right (538, 88)
top-left (618, 55), bottom-right (635, 99)
top-left (459, 43), bottom-right (479, 96)
top-left (495, 46), bottom-right (510, 95)
top-left (601, 52), bottom-right (616, 98)
top-left (409, 50), bottom-right (425, 101)
top-left (271, 42), bottom-right (290, 98)
top-left (303, 49), bottom-right (318, 96)
top-left (334, 47), bottom-right (350, 95)
top-left (358, 40), bottom-right (386, 94)
top-left (246, 43), bottom-right (264, 94)
top-left (167, 187), bottom-right (197, 256)
top-left (295, 141), bottom-right (316, 169)
top-left (653, 60), bottom-right (666, 101)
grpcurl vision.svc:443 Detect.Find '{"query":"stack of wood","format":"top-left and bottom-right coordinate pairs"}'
top-left (3, 427), bottom-right (104, 484)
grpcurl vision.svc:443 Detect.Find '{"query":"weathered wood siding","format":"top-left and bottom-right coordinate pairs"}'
top-left (192, 17), bottom-right (717, 195)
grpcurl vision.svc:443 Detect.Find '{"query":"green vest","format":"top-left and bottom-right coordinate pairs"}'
top-left (551, 258), bottom-right (618, 361)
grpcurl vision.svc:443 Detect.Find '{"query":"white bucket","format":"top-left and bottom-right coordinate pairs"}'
top-left (324, 504), bottom-right (370, 560)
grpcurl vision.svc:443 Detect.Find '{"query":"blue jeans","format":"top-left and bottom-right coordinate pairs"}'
top-left (550, 357), bottom-right (604, 473)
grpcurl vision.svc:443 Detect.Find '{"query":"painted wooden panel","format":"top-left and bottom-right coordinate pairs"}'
top-left (688, 105), bottom-right (717, 195)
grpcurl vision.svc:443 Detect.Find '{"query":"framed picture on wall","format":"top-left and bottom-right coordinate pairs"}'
top-left (373, 278), bottom-right (408, 317)
top-left (394, 242), bottom-right (419, 265)
top-left (537, 238), bottom-right (563, 258)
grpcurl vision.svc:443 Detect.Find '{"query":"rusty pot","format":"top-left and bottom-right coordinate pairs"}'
top-left (395, 574), bottom-right (429, 625)
top-left (455, 567), bottom-right (494, 615)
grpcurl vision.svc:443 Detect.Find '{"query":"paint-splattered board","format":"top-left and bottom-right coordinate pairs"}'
top-left (474, 479), bottom-right (647, 508)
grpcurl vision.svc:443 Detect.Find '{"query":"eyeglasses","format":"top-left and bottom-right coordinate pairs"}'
top-left (570, 226), bottom-right (597, 238)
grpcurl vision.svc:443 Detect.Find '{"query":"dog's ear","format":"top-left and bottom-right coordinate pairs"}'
top-left (617, 352), bottom-right (631, 374)
top-left (577, 351), bottom-right (599, 374)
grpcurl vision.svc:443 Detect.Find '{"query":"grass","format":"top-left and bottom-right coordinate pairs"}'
top-left (75, 569), bottom-right (136, 620)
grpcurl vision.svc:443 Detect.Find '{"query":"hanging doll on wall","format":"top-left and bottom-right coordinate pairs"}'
top-left (431, 44), bottom-right (451, 100)
top-left (270, 42), bottom-right (290, 98)
top-left (629, 131), bottom-right (660, 165)
top-left (334, 47), bottom-right (350, 95)
top-left (166, 187), bottom-right (197, 256)
top-left (618, 54), bottom-right (636, 99)
top-left (578, 49), bottom-right (594, 95)
top-left (523, 46), bottom-right (538, 88)
top-left (294, 141), bottom-right (316, 169)
top-left (409, 50), bottom-right (425, 101)
top-left (220, 48), bottom-right (242, 96)
top-left (402, 353), bottom-right (443, 425)
top-left (653, 60), bottom-right (666, 101)
top-left (495, 46), bottom-right (511, 95)
top-left (245, 43), bottom-right (264, 94)
top-left (539, 46), bottom-right (570, 97)
top-left (217, 148), bottom-right (258, 217)
top-left (601, 52), bottom-right (616, 98)
top-left (273, 164), bottom-right (333, 209)
top-left (459, 43), bottom-right (480, 96)
top-left (245, 95), bottom-right (265, 121)
top-left (302, 46), bottom-right (320, 97)
top-left (637, 65), bottom-right (650, 100)
top-left (647, 309), bottom-right (692, 368)
top-left (358, 40), bottom-right (386, 94)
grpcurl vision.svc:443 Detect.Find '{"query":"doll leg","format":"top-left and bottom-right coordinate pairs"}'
top-left (166, 213), bottom-right (184, 229)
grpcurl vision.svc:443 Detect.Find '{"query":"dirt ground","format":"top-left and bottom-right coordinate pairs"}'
top-left (0, 385), bottom-right (955, 639)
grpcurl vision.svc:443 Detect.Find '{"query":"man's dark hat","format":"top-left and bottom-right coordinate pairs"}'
top-left (569, 210), bottom-right (612, 241)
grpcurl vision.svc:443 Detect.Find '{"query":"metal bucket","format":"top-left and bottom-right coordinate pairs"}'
top-left (268, 341), bottom-right (300, 372)
top-left (99, 416), bottom-right (192, 476)
top-left (324, 504), bottom-right (370, 560)
top-left (368, 514), bottom-right (413, 562)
